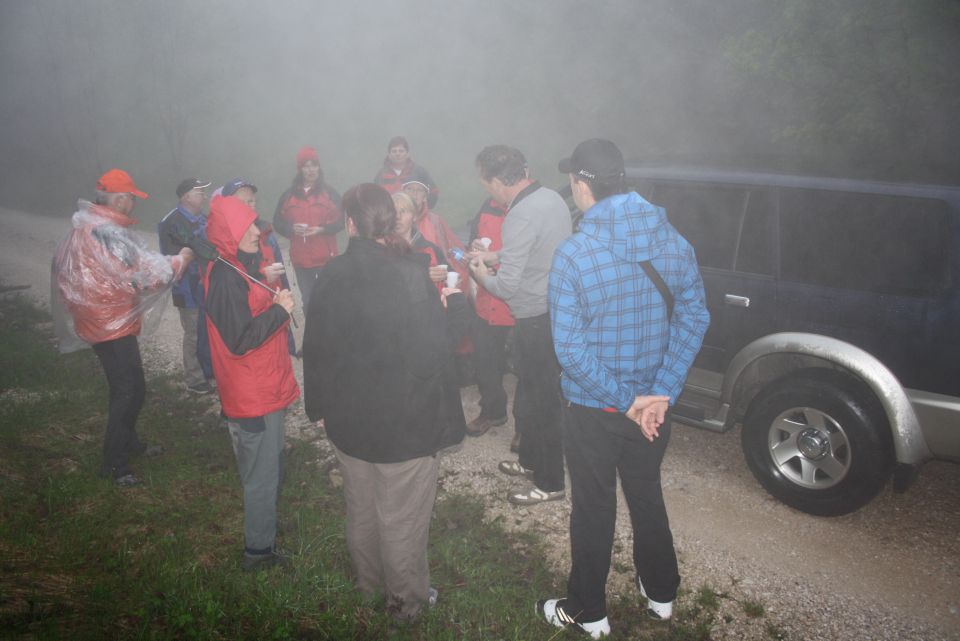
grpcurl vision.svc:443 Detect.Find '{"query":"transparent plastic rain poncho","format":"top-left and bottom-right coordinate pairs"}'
top-left (51, 199), bottom-right (176, 352)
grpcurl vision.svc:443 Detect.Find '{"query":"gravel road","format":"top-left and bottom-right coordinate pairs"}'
top-left (3, 206), bottom-right (958, 641)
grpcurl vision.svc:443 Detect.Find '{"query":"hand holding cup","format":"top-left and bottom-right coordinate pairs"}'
top-left (428, 264), bottom-right (448, 283)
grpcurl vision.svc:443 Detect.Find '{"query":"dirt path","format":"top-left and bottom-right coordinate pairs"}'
top-left (3, 206), bottom-right (958, 640)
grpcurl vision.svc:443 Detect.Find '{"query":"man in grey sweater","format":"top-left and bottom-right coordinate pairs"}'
top-left (469, 145), bottom-right (571, 505)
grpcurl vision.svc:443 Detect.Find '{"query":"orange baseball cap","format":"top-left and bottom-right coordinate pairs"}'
top-left (97, 168), bottom-right (149, 199)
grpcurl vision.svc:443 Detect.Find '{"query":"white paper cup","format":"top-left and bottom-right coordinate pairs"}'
top-left (446, 271), bottom-right (460, 289)
top-left (479, 237), bottom-right (492, 250)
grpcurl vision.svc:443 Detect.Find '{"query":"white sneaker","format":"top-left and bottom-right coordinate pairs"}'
top-left (637, 577), bottom-right (674, 620)
top-left (538, 598), bottom-right (610, 639)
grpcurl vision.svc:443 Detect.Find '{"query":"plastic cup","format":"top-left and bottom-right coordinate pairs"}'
top-left (479, 237), bottom-right (492, 250)
top-left (446, 271), bottom-right (460, 289)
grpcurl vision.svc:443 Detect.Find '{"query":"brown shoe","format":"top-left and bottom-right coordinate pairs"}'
top-left (466, 415), bottom-right (507, 437)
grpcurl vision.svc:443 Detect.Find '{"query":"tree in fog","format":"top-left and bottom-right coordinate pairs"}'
top-left (723, 0), bottom-right (960, 181)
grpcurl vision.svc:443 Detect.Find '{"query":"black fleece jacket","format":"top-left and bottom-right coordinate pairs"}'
top-left (302, 237), bottom-right (469, 463)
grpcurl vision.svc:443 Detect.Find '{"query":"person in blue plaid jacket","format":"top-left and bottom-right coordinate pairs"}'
top-left (539, 139), bottom-right (709, 639)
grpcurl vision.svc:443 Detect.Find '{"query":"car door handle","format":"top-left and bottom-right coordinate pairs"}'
top-left (724, 294), bottom-right (750, 308)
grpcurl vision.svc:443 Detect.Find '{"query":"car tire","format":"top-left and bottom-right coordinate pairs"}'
top-left (741, 370), bottom-right (893, 516)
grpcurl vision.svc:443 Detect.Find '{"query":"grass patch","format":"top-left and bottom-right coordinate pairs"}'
top-left (743, 599), bottom-right (765, 618)
top-left (0, 290), bottom-right (727, 640)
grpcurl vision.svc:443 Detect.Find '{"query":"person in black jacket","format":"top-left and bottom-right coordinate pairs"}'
top-left (302, 183), bottom-right (468, 620)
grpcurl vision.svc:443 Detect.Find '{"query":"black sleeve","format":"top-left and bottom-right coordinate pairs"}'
top-left (157, 211), bottom-right (185, 256)
top-left (205, 262), bottom-right (290, 355)
top-left (324, 188), bottom-right (345, 235)
top-left (326, 185), bottom-right (342, 208)
top-left (443, 292), bottom-right (471, 352)
top-left (302, 263), bottom-right (340, 422)
top-left (272, 191), bottom-right (294, 239)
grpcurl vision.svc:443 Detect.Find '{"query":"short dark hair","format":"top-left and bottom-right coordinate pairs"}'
top-left (574, 175), bottom-right (629, 202)
top-left (475, 145), bottom-right (527, 186)
top-left (388, 136), bottom-right (409, 151)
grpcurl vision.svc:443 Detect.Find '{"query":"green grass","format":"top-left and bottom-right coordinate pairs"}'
top-left (0, 291), bottom-right (731, 640)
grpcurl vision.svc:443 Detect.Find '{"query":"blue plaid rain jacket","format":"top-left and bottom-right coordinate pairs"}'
top-left (548, 191), bottom-right (710, 412)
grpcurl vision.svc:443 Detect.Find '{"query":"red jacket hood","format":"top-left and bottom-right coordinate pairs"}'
top-left (206, 195), bottom-right (257, 262)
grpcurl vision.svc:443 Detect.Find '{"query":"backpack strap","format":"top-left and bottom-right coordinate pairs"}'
top-left (640, 261), bottom-right (674, 320)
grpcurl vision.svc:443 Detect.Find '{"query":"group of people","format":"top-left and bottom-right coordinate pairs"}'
top-left (52, 135), bottom-right (710, 637)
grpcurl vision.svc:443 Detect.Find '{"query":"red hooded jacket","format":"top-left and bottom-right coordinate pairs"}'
top-left (204, 196), bottom-right (299, 418)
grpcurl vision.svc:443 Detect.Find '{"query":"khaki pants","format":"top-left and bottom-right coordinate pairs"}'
top-left (334, 446), bottom-right (439, 620)
top-left (178, 307), bottom-right (206, 387)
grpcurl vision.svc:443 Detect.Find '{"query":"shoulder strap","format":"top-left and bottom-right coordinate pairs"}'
top-left (640, 261), bottom-right (674, 320)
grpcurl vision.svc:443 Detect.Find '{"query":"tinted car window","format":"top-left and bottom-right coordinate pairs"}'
top-left (734, 189), bottom-right (774, 276)
top-left (779, 189), bottom-right (951, 297)
top-left (646, 182), bottom-right (772, 274)
top-left (648, 182), bottom-right (747, 269)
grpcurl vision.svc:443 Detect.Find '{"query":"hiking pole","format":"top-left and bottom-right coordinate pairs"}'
top-left (212, 256), bottom-right (299, 328)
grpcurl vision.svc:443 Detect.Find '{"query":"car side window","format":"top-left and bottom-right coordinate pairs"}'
top-left (779, 188), bottom-right (951, 297)
top-left (734, 189), bottom-right (774, 276)
top-left (648, 182), bottom-right (763, 272)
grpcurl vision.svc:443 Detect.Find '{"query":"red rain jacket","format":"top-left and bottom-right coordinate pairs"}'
top-left (204, 195), bottom-right (299, 418)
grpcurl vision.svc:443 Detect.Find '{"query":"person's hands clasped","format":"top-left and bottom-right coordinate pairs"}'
top-left (273, 288), bottom-right (295, 315)
top-left (428, 264), bottom-right (448, 283)
top-left (293, 223), bottom-right (322, 239)
top-left (626, 395), bottom-right (671, 442)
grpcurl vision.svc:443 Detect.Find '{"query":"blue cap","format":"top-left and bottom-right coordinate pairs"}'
top-left (222, 178), bottom-right (257, 197)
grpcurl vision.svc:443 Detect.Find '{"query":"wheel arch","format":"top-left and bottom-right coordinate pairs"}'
top-left (719, 332), bottom-right (931, 466)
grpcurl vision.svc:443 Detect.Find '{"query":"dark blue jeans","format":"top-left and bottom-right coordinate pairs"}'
top-left (562, 402), bottom-right (679, 622)
top-left (514, 314), bottom-right (564, 492)
top-left (92, 335), bottom-right (146, 478)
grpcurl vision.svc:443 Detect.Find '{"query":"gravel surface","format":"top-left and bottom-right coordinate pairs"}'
top-left (3, 206), bottom-right (958, 640)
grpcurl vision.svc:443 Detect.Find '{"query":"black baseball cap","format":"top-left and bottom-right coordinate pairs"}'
top-left (558, 139), bottom-right (625, 181)
top-left (176, 178), bottom-right (212, 198)
top-left (221, 178), bottom-right (258, 197)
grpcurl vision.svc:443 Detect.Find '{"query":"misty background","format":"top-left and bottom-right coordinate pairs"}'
top-left (1, 0), bottom-right (958, 229)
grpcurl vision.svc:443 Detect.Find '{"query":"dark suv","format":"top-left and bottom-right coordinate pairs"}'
top-left (598, 168), bottom-right (960, 516)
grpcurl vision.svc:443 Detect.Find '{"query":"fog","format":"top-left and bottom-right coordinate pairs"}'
top-left (1, 0), bottom-right (958, 226)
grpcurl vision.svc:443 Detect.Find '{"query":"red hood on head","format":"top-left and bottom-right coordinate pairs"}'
top-left (207, 194), bottom-right (258, 261)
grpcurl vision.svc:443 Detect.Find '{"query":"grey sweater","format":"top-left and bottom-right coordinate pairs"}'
top-left (481, 183), bottom-right (570, 319)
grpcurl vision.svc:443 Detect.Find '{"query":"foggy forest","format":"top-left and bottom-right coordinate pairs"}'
top-left (1, 0), bottom-right (958, 227)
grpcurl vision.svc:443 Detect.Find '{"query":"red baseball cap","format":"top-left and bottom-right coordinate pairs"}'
top-left (97, 168), bottom-right (149, 199)
top-left (296, 146), bottom-right (320, 169)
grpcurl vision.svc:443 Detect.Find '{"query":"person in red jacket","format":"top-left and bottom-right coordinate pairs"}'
top-left (53, 169), bottom-right (193, 487)
top-left (272, 146), bottom-right (344, 309)
top-left (373, 135), bottom-right (439, 208)
top-left (204, 194), bottom-right (299, 572)
top-left (465, 197), bottom-right (519, 442)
